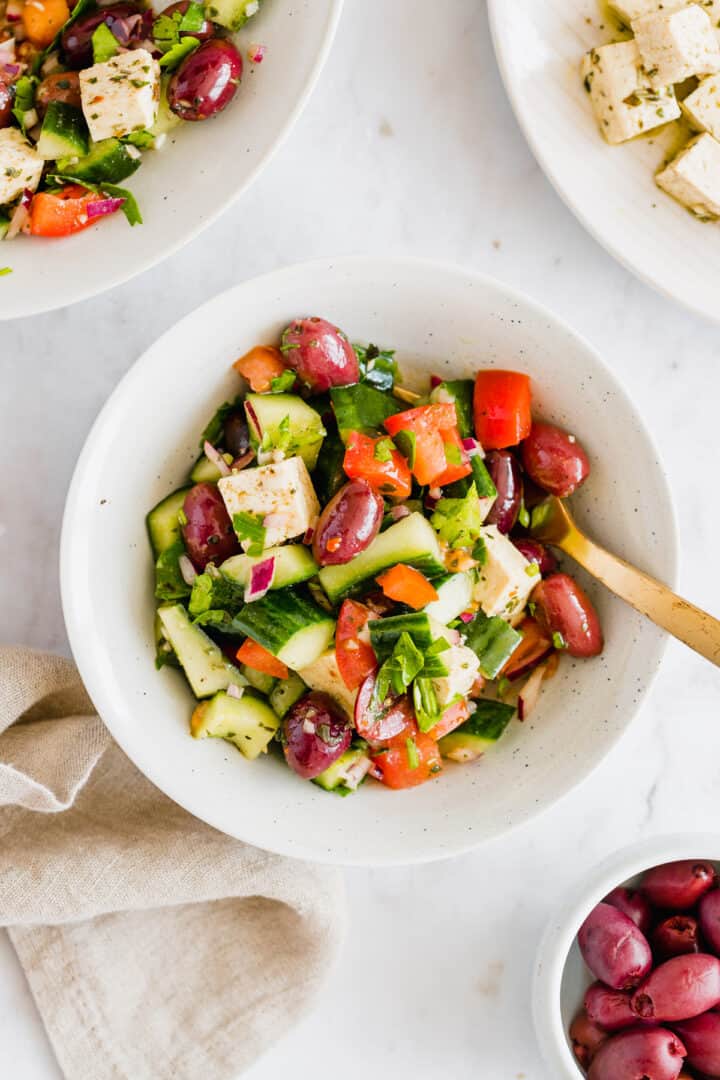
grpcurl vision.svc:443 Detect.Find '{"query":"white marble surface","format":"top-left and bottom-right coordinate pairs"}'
top-left (2, 1), bottom-right (720, 1077)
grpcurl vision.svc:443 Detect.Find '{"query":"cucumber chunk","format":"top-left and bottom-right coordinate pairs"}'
top-left (147, 487), bottom-right (191, 557)
top-left (232, 590), bottom-right (335, 670)
top-left (369, 612), bottom-right (434, 661)
top-left (191, 689), bottom-right (279, 760)
top-left (221, 545), bottom-right (318, 591)
top-left (269, 672), bottom-right (306, 717)
top-left (464, 611), bottom-right (522, 680)
top-left (313, 746), bottom-right (371, 795)
top-left (205, 0), bottom-right (261, 32)
top-left (189, 454), bottom-right (226, 483)
top-left (36, 102), bottom-right (89, 161)
top-left (239, 665), bottom-right (276, 695)
top-left (157, 604), bottom-right (247, 698)
top-left (318, 512), bottom-right (444, 604)
top-left (423, 572), bottom-right (474, 625)
top-left (57, 137), bottom-right (140, 183)
top-left (244, 392), bottom-right (325, 470)
top-left (439, 701), bottom-right (515, 763)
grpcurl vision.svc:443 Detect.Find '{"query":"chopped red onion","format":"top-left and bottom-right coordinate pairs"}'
top-left (5, 0), bottom-right (22, 20)
top-left (428, 486), bottom-right (442, 500)
top-left (248, 42), bottom-right (266, 62)
top-left (87, 196), bottom-right (125, 219)
top-left (462, 437), bottom-right (482, 458)
top-left (459, 611), bottom-right (474, 624)
top-left (3, 63), bottom-right (20, 76)
top-left (430, 374), bottom-right (442, 388)
top-left (178, 554), bottom-right (197, 586)
top-left (302, 526), bottom-right (315, 545)
top-left (302, 718), bottom-right (316, 735)
top-left (112, 12), bottom-right (142, 43)
top-left (231, 449), bottom-right (255, 472)
top-left (444, 627), bottom-right (461, 645)
top-left (424, 493), bottom-right (439, 511)
top-left (227, 684), bottom-right (244, 700)
top-left (390, 505), bottom-right (410, 522)
top-left (6, 198), bottom-right (30, 240)
top-left (344, 754), bottom-right (373, 791)
top-left (203, 439), bottom-right (232, 477)
top-left (244, 399), bottom-right (260, 436)
top-left (517, 662), bottom-right (547, 721)
top-left (244, 556), bottom-right (276, 602)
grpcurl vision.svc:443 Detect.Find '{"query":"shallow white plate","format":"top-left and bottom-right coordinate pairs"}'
top-left (61, 255), bottom-right (677, 866)
top-left (0, 0), bottom-right (342, 320)
top-left (488, 1), bottom-right (720, 324)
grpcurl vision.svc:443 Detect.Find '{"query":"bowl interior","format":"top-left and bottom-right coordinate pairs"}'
top-left (61, 256), bottom-right (676, 865)
top-left (488, 0), bottom-right (720, 323)
top-left (0, 0), bottom-right (341, 319)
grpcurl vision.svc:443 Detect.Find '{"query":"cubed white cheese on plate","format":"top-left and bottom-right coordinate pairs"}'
top-left (431, 643), bottom-right (480, 709)
top-left (633, 5), bottom-right (720, 86)
top-left (0, 129), bottom-right (44, 207)
top-left (472, 525), bottom-right (538, 623)
top-left (682, 72), bottom-right (720, 136)
top-left (656, 131), bottom-right (720, 215)
top-left (611, 0), bottom-right (710, 25)
top-left (80, 49), bottom-right (160, 142)
top-left (297, 649), bottom-right (357, 720)
top-left (218, 456), bottom-right (320, 548)
top-left (581, 41), bottom-right (680, 145)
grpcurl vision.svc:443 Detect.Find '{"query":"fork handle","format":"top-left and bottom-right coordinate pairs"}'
top-left (560, 529), bottom-right (720, 667)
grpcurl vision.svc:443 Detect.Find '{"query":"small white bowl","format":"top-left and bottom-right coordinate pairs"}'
top-left (0, 0), bottom-right (343, 320)
top-left (534, 835), bottom-right (720, 1078)
top-left (60, 255), bottom-right (677, 866)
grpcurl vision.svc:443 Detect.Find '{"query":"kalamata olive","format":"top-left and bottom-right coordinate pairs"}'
top-left (511, 538), bottom-right (557, 576)
top-left (653, 916), bottom-right (700, 960)
top-left (570, 1010), bottom-right (609, 1069)
top-left (36, 71), bottom-right (81, 115)
top-left (585, 983), bottom-right (640, 1032)
top-left (283, 692), bottom-right (351, 780)
top-left (222, 410), bottom-right (250, 458)
top-left (588, 1028), bottom-right (687, 1080)
top-left (313, 480), bottom-right (383, 567)
top-left (632, 955), bottom-right (720, 1021)
top-left (159, 0), bottom-right (216, 40)
top-left (699, 892), bottom-right (720, 956)
top-left (181, 482), bottom-right (239, 570)
top-left (521, 421), bottom-right (591, 498)
top-left (0, 78), bottom-right (11, 128)
top-left (578, 902), bottom-right (653, 990)
top-left (168, 38), bottom-right (242, 121)
top-left (533, 572), bottom-right (604, 658)
top-left (354, 671), bottom-right (414, 746)
top-left (484, 450), bottom-right (522, 534)
top-left (605, 887), bottom-right (653, 935)
top-left (280, 317), bottom-right (359, 393)
top-left (61, 2), bottom-right (144, 67)
top-left (642, 861), bottom-right (716, 911)
top-left (673, 1013), bottom-right (720, 1076)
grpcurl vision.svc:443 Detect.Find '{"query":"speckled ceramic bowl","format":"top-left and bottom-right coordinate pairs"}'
top-left (60, 256), bottom-right (677, 865)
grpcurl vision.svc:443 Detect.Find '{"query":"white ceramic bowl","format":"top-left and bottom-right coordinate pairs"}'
top-left (534, 835), bottom-right (720, 1078)
top-left (0, 0), bottom-right (342, 320)
top-left (488, 1), bottom-right (720, 324)
top-left (60, 255), bottom-right (677, 866)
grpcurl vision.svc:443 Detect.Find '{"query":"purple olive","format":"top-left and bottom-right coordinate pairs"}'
top-left (699, 891), bottom-right (720, 956)
top-left (280, 317), bottom-right (359, 393)
top-left (511, 538), bottom-right (557, 576)
top-left (578, 902), bottom-right (653, 990)
top-left (484, 450), bottom-right (522, 534)
top-left (61, 3), bottom-right (146, 67)
top-left (632, 954), bottom-right (720, 1022)
top-left (642, 861), bottom-right (716, 911)
top-left (585, 983), bottom-right (640, 1032)
top-left (604, 887), bottom-right (653, 935)
top-left (168, 38), bottom-right (242, 121)
top-left (181, 482), bottom-right (239, 570)
top-left (313, 480), bottom-right (383, 567)
top-left (673, 1012), bottom-right (720, 1076)
top-left (653, 916), bottom-right (700, 961)
top-left (533, 573), bottom-right (604, 658)
top-left (521, 421), bottom-right (591, 498)
top-left (222, 410), bottom-right (250, 458)
top-left (570, 1010), bottom-right (609, 1070)
top-left (588, 1028), bottom-right (687, 1080)
top-left (283, 693), bottom-right (352, 780)
top-left (0, 78), bottom-right (11, 129)
top-left (159, 0), bottom-right (216, 40)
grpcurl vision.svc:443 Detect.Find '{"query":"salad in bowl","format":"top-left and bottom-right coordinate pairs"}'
top-left (148, 314), bottom-right (604, 797)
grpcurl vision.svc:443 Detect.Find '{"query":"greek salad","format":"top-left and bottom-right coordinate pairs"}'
top-left (0, 0), bottom-right (263, 243)
top-left (147, 316), bottom-right (604, 796)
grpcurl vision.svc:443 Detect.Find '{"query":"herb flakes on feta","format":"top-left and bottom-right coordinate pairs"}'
top-left (581, 40), bottom-right (680, 145)
top-left (632, 4), bottom-right (720, 88)
top-left (0, 129), bottom-right (44, 208)
top-left (79, 48), bottom-right (160, 143)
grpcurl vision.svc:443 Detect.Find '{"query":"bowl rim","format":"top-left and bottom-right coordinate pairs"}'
top-left (532, 833), bottom-right (720, 1079)
top-left (59, 253), bottom-right (680, 866)
top-left (2, 0), bottom-right (345, 321)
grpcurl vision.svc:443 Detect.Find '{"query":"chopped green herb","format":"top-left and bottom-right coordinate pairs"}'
top-left (552, 631), bottom-right (567, 650)
top-left (374, 437), bottom-right (396, 463)
top-left (354, 342), bottom-right (398, 391)
top-left (159, 36), bottom-right (200, 70)
top-left (524, 562), bottom-right (540, 577)
top-left (11, 76), bottom-right (38, 134)
top-left (517, 499), bottom-right (530, 529)
top-left (497, 676), bottom-right (511, 699)
top-left (92, 22), bottom-right (119, 63)
top-left (232, 511), bottom-right (266, 556)
top-left (406, 737), bottom-right (419, 770)
top-left (122, 130), bottom-right (156, 149)
top-left (154, 540), bottom-right (191, 601)
top-left (179, 1), bottom-right (206, 30)
top-left (413, 677), bottom-right (441, 733)
top-left (431, 483), bottom-right (484, 549)
top-left (444, 441), bottom-right (462, 466)
top-left (0, 267), bottom-right (12, 277)
top-left (269, 369), bottom-right (297, 394)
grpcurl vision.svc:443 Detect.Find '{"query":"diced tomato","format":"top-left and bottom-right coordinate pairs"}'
top-left (29, 185), bottom-right (101, 238)
top-left (499, 616), bottom-right (552, 679)
top-left (236, 638), bottom-right (289, 679)
top-left (473, 371), bottom-right (532, 450)
top-left (384, 403), bottom-right (471, 487)
top-left (376, 564), bottom-right (439, 610)
top-left (335, 600), bottom-right (378, 691)
top-left (428, 699), bottom-right (470, 741)
top-left (370, 731), bottom-right (443, 789)
top-left (22, 0), bottom-right (70, 47)
top-left (354, 671), bottom-right (416, 745)
top-left (233, 346), bottom-right (290, 393)
top-left (343, 431), bottom-right (412, 499)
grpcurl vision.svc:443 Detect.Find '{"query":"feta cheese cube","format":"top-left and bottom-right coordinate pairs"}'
top-left (80, 49), bottom-right (160, 142)
top-left (610, 1), bottom-right (706, 26)
top-left (297, 650), bottom-right (357, 720)
top-left (431, 644), bottom-right (480, 709)
top-left (473, 525), bottom-right (538, 622)
top-left (218, 457), bottom-right (320, 548)
top-left (682, 73), bottom-right (720, 137)
top-left (656, 131), bottom-right (720, 215)
top-left (0, 129), bottom-right (44, 208)
top-left (633, 5), bottom-right (720, 87)
top-left (581, 41), bottom-right (680, 145)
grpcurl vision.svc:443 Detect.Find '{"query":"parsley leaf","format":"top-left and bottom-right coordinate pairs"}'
top-left (159, 35), bottom-right (200, 70)
top-left (431, 483), bottom-right (484, 549)
top-left (178, 2), bottom-right (206, 31)
top-left (406, 737), bottom-right (419, 770)
top-left (92, 22), bottom-right (119, 63)
top-left (189, 572), bottom-right (245, 618)
top-left (355, 343), bottom-right (398, 391)
top-left (154, 540), bottom-right (191, 601)
top-left (11, 76), bottom-right (37, 134)
top-left (373, 437), bottom-right (395, 463)
top-left (232, 512), bottom-right (266, 556)
top-left (269, 369), bottom-right (297, 394)
top-left (122, 129), bottom-right (156, 149)
top-left (413, 677), bottom-right (441, 733)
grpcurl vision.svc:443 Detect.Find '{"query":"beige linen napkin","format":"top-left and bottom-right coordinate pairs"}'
top-left (0, 645), bottom-right (346, 1080)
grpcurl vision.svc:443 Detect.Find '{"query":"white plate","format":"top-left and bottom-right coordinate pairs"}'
top-left (0, 0), bottom-right (342, 320)
top-left (61, 255), bottom-right (677, 866)
top-left (488, 1), bottom-right (720, 324)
